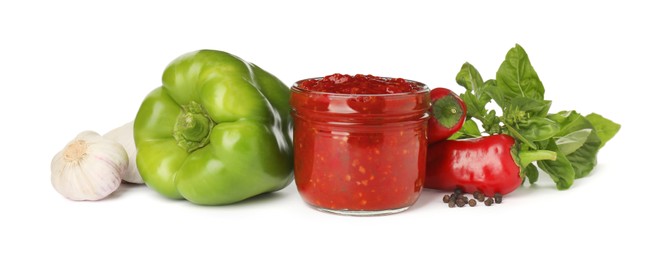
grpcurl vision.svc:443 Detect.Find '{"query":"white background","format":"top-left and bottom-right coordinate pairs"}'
top-left (1, 0), bottom-right (669, 259)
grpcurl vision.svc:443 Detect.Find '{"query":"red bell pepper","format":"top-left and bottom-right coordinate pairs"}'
top-left (428, 87), bottom-right (466, 144)
top-left (425, 134), bottom-right (556, 196)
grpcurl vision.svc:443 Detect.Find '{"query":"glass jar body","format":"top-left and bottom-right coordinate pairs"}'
top-left (290, 80), bottom-right (430, 216)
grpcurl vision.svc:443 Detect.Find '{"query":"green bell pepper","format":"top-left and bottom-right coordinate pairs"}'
top-left (134, 50), bottom-right (293, 205)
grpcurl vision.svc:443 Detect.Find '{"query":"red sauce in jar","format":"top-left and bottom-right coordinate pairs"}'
top-left (298, 73), bottom-right (424, 94)
top-left (290, 74), bottom-right (430, 215)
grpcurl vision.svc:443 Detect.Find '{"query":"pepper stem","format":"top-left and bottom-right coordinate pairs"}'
top-left (432, 94), bottom-right (465, 129)
top-left (518, 150), bottom-right (557, 168)
top-left (174, 102), bottom-right (214, 153)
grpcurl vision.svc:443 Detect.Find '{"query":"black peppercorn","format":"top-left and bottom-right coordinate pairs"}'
top-left (442, 194), bottom-right (451, 203)
top-left (468, 199), bottom-right (477, 207)
top-left (456, 198), bottom-right (466, 207)
top-left (494, 193), bottom-right (503, 204)
top-left (458, 194), bottom-right (467, 201)
top-left (474, 191), bottom-right (485, 202)
top-left (449, 194), bottom-right (457, 203)
top-left (485, 198), bottom-right (493, 206)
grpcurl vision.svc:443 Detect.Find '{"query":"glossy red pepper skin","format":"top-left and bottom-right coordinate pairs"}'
top-left (427, 88), bottom-right (466, 144)
top-left (425, 134), bottom-right (521, 196)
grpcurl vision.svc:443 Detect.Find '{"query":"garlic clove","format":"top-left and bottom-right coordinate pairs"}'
top-left (104, 121), bottom-right (143, 184)
top-left (51, 131), bottom-right (127, 201)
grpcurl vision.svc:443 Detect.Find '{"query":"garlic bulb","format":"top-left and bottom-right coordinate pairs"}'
top-left (104, 121), bottom-right (143, 184)
top-left (51, 131), bottom-right (127, 201)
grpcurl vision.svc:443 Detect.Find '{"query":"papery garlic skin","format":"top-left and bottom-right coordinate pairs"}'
top-left (51, 131), bottom-right (127, 201)
top-left (104, 121), bottom-right (143, 184)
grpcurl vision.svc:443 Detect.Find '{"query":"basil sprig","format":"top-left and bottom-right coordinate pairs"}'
top-left (454, 44), bottom-right (621, 190)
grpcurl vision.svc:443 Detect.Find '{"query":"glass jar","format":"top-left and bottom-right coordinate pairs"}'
top-left (290, 77), bottom-right (430, 216)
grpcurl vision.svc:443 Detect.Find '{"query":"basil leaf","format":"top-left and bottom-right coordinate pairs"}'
top-left (548, 111), bottom-right (593, 135)
top-left (565, 131), bottom-right (600, 178)
top-left (547, 110), bottom-right (574, 124)
top-left (460, 92), bottom-right (485, 119)
top-left (456, 62), bottom-right (484, 93)
top-left (586, 113), bottom-right (621, 148)
top-left (483, 79), bottom-right (504, 108)
top-left (457, 63), bottom-right (490, 119)
top-left (537, 139), bottom-right (575, 190)
top-left (524, 164), bottom-right (539, 185)
top-left (453, 119), bottom-right (481, 139)
top-left (505, 125), bottom-right (537, 150)
top-left (555, 128), bottom-right (592, 155)
top-left (548, 111), bottom-right (602, 178)
top-left (508, 97), bottom-right (552, 118)
top-left (535, 139), bottom-right (550, 150)
top-left (482, 110), bottom-right (502, 134)
top-left (515, 117), bottom-right (560, 142)
top-left (496, 44), bottom-right (545, 102)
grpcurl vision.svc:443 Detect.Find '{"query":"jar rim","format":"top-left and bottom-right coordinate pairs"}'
top-left (291, 77), bottom-right (430, 97)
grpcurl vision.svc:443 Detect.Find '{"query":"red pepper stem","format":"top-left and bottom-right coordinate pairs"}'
top-left (432, 93), bottom-right (464, 130)
top-left (518, 150), bottom-right (557, 168)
